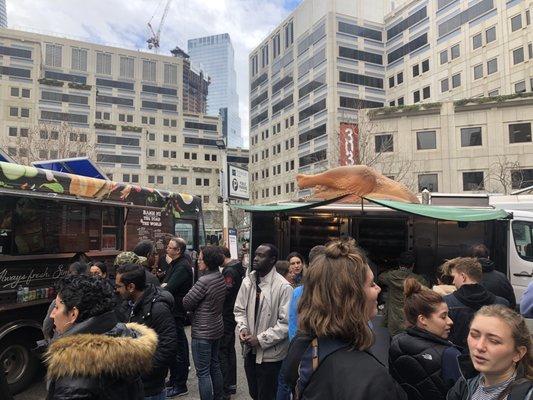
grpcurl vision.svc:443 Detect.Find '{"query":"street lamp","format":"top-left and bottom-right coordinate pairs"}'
top-left (216, 139), bottom-right (229, 243)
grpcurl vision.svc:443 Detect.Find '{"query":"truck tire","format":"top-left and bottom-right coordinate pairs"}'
top-left (0, 334), bottom-right (39, 394)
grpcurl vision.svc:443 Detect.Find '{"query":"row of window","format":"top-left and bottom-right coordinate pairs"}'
top-left (6, 148), bottom-right (87, 159)
top-left (251, 21), bottom-right (294, 76)
top-left (253, 182), bottom-right (296, 200)
top-left (8, 107), bottom-right (30, 118)
top-left (374, 123), bottom-right (532, 153)
top-left (44, 43), bottom-right (179, 84)
top-left (251, 115), bottom-right (295, 146)
top-left (418, 168), bottom-right (533, 193)
top-left (10, 87), bottom-right (31, 99)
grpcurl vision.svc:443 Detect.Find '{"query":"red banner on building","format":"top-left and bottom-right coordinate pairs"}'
top-left (339, 123), bottom-right (359, 165)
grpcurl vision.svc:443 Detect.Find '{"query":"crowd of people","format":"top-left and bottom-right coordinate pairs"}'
top-left (7, 236), bottom-right (531, 400)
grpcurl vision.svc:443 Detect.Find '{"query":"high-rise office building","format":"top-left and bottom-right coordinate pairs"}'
top-left (188, 34), bottom-right (242, 148)
top-left (248, 0), bottom-right (532, 204)
top-left (0, 0), bottom-right (7, 28)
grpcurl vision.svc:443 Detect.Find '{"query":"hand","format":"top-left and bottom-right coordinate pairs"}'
top-left (245, 335), bottom-right (259, 348)
top-left (239, 328), bottom-right (250, 342)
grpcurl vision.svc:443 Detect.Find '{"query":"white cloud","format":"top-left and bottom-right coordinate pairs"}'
top-left (6, 0), bottom-right (297, 148)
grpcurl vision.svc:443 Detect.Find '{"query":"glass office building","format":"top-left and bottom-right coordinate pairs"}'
top-left (188, 34), bottom-right (242, 148)
top-left (0, 0), bottom-right (7, 28)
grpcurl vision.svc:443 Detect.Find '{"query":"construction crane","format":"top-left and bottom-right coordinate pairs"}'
top-left (147, 0), bottom-right (172, 53)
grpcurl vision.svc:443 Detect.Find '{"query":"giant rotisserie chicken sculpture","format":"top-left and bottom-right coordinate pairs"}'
top-left (296, 165), bottom-right (419, 204)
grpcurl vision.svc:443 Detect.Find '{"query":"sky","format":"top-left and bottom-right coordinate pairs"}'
top-left (6, 0), bottom-right (302, 148)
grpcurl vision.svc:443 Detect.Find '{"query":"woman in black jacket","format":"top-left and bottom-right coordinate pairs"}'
top-left (183, 245), bottom-right (226, 400)
top-left (389, 278), bottom-right (462, 400)
top-left (45, 275), bottom-right (157, 400)
top-left (447, 305), bottom-right (532, 400)
top-left (284, 240), bottom-right (406, 400)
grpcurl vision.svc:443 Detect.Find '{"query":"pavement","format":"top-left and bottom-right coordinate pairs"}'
top-left (15, 316), bottom-right (390, 400)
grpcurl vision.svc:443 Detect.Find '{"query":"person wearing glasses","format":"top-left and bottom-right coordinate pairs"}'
top-left (162, 237), bottom-right (194, 398)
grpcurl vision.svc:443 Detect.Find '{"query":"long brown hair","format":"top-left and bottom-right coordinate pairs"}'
top-left (297, 240), bottom-right (374, 350)
top-left (403, 278), bottom-right (443, 328)
top-left (473, 305), bottom-right (532, 398)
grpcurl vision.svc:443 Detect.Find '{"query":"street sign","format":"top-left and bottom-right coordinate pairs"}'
top-left (228, 164), bottom-right (249, 200)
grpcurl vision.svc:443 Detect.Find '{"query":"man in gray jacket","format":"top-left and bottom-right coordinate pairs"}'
top-left (234, 243), bottom-right (293, 400)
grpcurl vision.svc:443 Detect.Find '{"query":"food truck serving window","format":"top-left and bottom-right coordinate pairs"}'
top-left (512, 220), bottom-right (533, 261)
top-left (0, 195), bottom-right (123, 255)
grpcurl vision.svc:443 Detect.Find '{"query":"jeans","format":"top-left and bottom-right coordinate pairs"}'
top-left (275, 358), bottom-right (291, 400)
top-left (168, 318), bottom-right (190, 391)
top-left (192, 338), bottom-right (224, 400)
top-left (219, 323), bottom-right (237, 396)
top-left (145, 392), bottom-right (166, 400)
top-left (244, 352), bottom-right (282, 400)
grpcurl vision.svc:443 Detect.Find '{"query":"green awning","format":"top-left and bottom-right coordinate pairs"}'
top-left (235, 194), bottom-right (350, 212)
top-left (365, 198), bottom-right (511, 222)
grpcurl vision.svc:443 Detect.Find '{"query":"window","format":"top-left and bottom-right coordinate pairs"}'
top-left (413, 90), bottom-right (420, 103)
top-left (19, 148), bottom-right (28, 158)
top-left (45, 43), bottom-right (62, 67)
top-left (148, 149), bottom-right (155, 157)
top-left (119, 56), bottom-right (135, 79)
top-left (390, 101), bottom-right (396, 106)
top-left (451, 44), bottom-right (460, 59)
top-left (96, 52), bottom-right (112, 75)
top-left (164, 63), bottom-right (178, 85)
top-left (39, 150), bottom-right (48, 159)
top-left (509, 123), bottom-right (531, 143)
top-left (486, 26), bottom-right (496, 43)
top-left (285, 21), bottom-right (294, 48)
top-left (511, 14), bottom-right (522, 32)
top-left (142, 60), bottom-right (157, 82)
top-left (195, 178), bottom-right (202, 186)
top-left (8, 127), bottom-right (17, 136)
top-left (418, 174), bottom-right (438, 192)
top-left (22, 88), bottom-right (30, 98)
top-left (11, 87), bottom-right (19, 97)
top-left (440, 50), bottom-right (448, 64)
top-left (123, 174), bottom-right (131, 183)
top-left (157, 176), bottom-right (163, 184)
top-left (452, 73), bottom-right (461, 88)
top-left (487, 58), bottom-right (497, 74)
top-left (397, 72), bottom-right (403, 84)
top-left (441, 78), bottom-right (449, 92)
top-left (515, 80), bottom-right (526, 93)
top-left (375, 134), bottom-right (393, 152)
top-left (417, 130), bottom-right (436, 150)
top-left (398, 97), bottom-right (404, 105)
top-left (163, 150), bottom-right (169, 158)
top-left (461, 127), bottom-right (482, 146)
top-left (148, 176), bottom-right (155, 184)
top-left (261, 45), bottom-right (269, 68)
top-left (527, 9), bottom-right (531, 25)
top-left (488, 89), bottom-right (499, 97)
top-left (8, 148), bottom-right (16, 157)
top-left (192, 153), bottom-right (197, 160)
top-left (422, 59), bottom-right (429, 72)
top-left (463, 172), bottom-right (484, 191)
top-left (273, 33), bottom-right (281, 59)
top-left (9, 107), bottom-right (17, 117)
top-left (412, 64), bottom-right (420, 77)
top-left (511, 169), bottom-right (533, 190)
top-left (473, 33), bottom-right (482, 49)
top-left (513, 47), bottom-right (524, 65)
top-left (71, 48), bottom-right (88, 71)
top-left (389, 76), bottom-right (395, 88)
top-left (423, 86), bottom-right (431, 99)
top-left (474, 64), bottom-right (483, 79)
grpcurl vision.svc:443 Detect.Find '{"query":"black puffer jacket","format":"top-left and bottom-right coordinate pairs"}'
top-left (222, 260), bottom-right (245, 329)
top-left (128, 285), bottom-right (177, 396)
top-left (444, 284), bottom-right (509, 349)
top-left (45, 311), bottom-right (157, 400)
top-left (162, 255), bottom-right (193, 320)
top-left (478, 258), bottom-right (517, 309)
top-left (183, 269), bottom-right (226, 340)
top-left (389, 327), bottom-right (462, 400)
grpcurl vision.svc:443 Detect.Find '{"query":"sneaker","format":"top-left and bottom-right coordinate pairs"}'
top-left (166, 387), bottom-right (189, 398)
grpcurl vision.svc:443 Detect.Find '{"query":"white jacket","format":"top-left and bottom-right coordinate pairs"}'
top-left (233, 267), bottom-right (293, 363)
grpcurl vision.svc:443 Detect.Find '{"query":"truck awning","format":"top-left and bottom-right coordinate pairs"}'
top-left (235, 194), bottom-right (350, 212)
top-left (366, 198), bottom-right (511, 222)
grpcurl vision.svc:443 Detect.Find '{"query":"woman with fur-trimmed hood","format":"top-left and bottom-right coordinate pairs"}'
top-left (45, 275), bottom-right (158, 400)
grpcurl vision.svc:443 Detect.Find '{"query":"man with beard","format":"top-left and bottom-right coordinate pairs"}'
top-left (234, 244), bottom-right (293, 400)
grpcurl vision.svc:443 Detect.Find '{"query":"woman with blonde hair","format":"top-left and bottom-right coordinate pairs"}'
top-left (283, 240), bottom-right (406, 400)
top-left (447, 304), bottom-right (532, 400)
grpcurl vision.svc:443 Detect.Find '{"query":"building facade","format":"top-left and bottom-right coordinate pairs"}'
top-left (248, 0), bottom-right (532, 204)
top-left (0, 0), bottom-right (6, 29)
top-left (0, 28), bottom-right (247, 232)
top-left (366, 95), bottom-right (533, 193)
top-left (188, 34), bottom-right (242, 148)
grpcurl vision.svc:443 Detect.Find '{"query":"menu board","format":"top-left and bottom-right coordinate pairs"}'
top-left (125, 208), bottom-right (174, 252)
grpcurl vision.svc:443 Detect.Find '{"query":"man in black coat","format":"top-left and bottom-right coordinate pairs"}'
top-left (443, 257), bottom-right (509, 350)
top-left (116, 264), bottom-right (178, 399)
top-left (470, 244), bottom-right (516, 309)
top-left (161, 237), bottom-right (193, 398)
top-left (219, 246), bottom-right (245, 399)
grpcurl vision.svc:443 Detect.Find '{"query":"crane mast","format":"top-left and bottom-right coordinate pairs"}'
top-left (147, 0), bottom-right (172, 53)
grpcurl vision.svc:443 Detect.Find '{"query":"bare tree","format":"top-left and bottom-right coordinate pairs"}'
top-left (486, 155), bottom-right (523, 194)
top-left (332, 107), bottom-right (416, 191)
top-left (8, 122), bottom-right (96, 165)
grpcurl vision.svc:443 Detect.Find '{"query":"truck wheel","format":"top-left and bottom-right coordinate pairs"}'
top-left (0, 335), bottom-right (39, 394)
